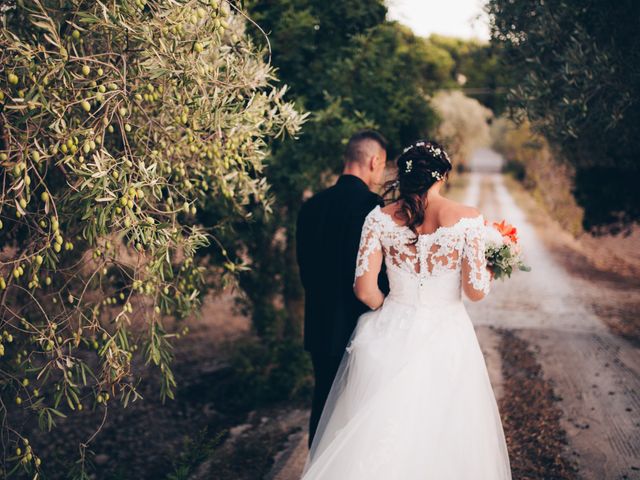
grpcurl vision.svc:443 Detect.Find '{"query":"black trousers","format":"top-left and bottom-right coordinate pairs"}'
top-left (308, 351), bottom-right (344, 448)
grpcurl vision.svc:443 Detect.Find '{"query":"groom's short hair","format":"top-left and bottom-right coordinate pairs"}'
top-left (344, 130), bottom-right (388, 164)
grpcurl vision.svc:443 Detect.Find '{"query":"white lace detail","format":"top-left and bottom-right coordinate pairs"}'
top-left (354, 205), bottom-right (490, 295)
top-left (354, 211), bottom-right (384, 279)
top-left (463, 219), bottom-right (491, 295)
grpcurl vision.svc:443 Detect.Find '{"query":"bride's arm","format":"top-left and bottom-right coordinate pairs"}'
top-left (461, 216), bottom-right (492, 301)
top-left (354, 250), bottom-right (385, 309)
top-left (353, 212), bottom-right (385, 310)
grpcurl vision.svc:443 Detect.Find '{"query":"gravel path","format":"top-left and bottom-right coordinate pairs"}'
top-left (268, 148), bottom-right (640, 480)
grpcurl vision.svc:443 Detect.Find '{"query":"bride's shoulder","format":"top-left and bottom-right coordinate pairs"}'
top-left (380, 202), bottom-right (399, 217)
top-left (378, 202), bottom-right (404, 225)
top-left (361, 204), bottom-right (387, 226)
top-left (437, 199), bottom-right (483, 226)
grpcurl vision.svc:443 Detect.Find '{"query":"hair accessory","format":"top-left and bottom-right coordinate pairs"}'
top-left (402, 141), bottom-right (452, 165)
top-left (431, 170), bottom-right (444, 181)
top-left (404, 159), bottom-right (413, 173)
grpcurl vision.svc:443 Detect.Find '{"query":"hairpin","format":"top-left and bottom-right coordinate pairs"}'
top-left (404, 159), bottom-right (413, 173)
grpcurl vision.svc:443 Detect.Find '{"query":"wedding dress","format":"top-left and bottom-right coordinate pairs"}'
top-left (301, 205), bottom-right (512, 479)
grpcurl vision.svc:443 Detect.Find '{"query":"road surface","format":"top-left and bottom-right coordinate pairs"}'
top-left (466, 148), bottom-right (640, 480)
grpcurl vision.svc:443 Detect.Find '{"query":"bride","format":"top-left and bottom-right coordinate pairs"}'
top-left (301, 141), bottom-right (512, 479)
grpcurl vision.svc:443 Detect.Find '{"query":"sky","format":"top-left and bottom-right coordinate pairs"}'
top-left (387, 0), bottom-right (490, 41)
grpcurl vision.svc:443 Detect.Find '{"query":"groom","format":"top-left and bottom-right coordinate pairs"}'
top-left (296, 130), bottom-right (389, 448)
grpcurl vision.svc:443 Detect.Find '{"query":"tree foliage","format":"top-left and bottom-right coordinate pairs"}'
top-left (487, 0), bottom-right (640, 232)
top-left (426, 34), bottom-right (508, 113)
top-left (0, 0), bottom-right (302, 475)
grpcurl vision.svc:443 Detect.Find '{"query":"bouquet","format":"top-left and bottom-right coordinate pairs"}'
top-left (484, 220), bottom-right (531, 280)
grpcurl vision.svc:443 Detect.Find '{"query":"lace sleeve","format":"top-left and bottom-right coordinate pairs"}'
top-left (354, 209), bottom-right (383, 281)
top-left (462, 217), bottom-right (491, 296)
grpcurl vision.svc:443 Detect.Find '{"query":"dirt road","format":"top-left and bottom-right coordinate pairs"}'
top-left (466, 148), bottom-right (640, 480)
top-left (268, 148), bottom-right (640, 480)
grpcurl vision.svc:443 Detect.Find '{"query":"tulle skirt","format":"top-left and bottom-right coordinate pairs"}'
top-left (301, 297), bottom-right (512, 480)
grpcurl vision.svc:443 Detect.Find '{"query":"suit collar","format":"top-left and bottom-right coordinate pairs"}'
top-left (337, 174), bottom-right (369, 191)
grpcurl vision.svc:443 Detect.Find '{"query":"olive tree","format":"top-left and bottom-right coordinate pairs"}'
top-left (487, 0), bottom-right (640, 231)
top-left (0, 0), bottom-right (302, 475)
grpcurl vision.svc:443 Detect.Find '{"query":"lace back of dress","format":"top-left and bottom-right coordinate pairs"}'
top-left (354, 206), bottom-right (491, 296)
top-left (361, 207), bottom-right (467, 278)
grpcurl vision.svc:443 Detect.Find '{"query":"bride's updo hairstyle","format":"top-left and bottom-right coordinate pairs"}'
top-left (385, 140), bottom-right (452, 241)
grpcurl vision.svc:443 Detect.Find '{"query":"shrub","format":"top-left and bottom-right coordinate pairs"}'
top-left (491, 117), bottom-right (584, 235)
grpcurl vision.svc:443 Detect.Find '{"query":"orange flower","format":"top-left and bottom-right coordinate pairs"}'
top-left (493, 220), bottom-right (518, 244)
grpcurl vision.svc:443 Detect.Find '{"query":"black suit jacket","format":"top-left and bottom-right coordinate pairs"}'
top-left (296, 175), bottom-right (388, 356)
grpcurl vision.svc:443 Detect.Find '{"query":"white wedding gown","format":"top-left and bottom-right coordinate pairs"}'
top-left (301, 205), bottom-right (512, 479)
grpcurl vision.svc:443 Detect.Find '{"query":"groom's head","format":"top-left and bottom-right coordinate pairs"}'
top-left (343, 130), bottom-right (388, 189)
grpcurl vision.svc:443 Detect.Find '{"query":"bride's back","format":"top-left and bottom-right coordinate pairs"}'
top-left (353, 140), bottom-right (490, 306)
top-left (356, 197), bottom-right (489, 304)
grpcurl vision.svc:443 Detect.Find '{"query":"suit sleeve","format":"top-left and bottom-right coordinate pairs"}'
top-left (296, 202), bottom-right (310, 289)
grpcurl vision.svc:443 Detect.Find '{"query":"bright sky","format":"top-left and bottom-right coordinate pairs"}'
top-left (387, 0), bottom-right (490, 41)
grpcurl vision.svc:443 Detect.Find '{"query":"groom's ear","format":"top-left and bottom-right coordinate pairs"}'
top-left (368, 154), bottom-right (378, 171)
